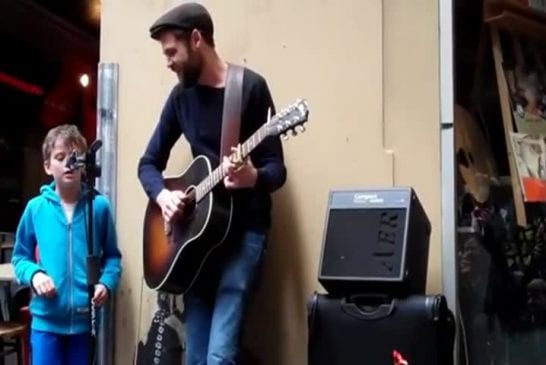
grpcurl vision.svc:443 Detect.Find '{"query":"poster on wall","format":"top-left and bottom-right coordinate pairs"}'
top-left (503, 37), bottom-right (546, 135)
top-left (510, 132), bottom-right (546, 201)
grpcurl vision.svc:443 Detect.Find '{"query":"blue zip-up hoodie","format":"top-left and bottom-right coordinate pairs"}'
top-left (12, 183), bottom-right (122, 335)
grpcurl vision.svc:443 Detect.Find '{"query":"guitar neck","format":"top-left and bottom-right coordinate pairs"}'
top-left (194, 123), bottom-right (269, 201)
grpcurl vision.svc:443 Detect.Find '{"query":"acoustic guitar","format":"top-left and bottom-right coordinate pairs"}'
top-left (143, 99), bottom-right (309, 293)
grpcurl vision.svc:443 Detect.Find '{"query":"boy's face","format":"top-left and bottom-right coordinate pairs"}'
top-left (44, 138), bottom-right (83, 189)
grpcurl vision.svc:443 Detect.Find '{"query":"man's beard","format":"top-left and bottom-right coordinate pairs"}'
top-left (177, 52), bottom-right (203, 88)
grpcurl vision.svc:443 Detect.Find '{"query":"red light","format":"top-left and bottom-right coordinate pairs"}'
top-left (0, 71), bottom-right (44, 96)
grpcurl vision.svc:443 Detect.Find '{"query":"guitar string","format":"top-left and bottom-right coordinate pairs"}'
top-left (195, 123), bottom-right (269, 202)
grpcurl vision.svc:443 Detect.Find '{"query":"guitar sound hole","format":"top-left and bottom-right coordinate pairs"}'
top-left (183, 199), bottom-right (196, 220)
top-left (182, 187), bottom-right (197, 219)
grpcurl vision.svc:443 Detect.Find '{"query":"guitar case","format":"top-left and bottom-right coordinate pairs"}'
top-left (307, 293), bottom-right (455, 365)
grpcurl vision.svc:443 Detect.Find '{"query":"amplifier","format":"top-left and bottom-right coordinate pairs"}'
top-left (318, 187), bottom-right (431, 296)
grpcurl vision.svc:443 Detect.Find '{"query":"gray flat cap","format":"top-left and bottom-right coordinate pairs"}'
top-left (149, 2), bottom-right (214, 40)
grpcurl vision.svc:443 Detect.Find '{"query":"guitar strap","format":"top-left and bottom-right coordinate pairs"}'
top-left (220, 63), bottom-right (245, 159)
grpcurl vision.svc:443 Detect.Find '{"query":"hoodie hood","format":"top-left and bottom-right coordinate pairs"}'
top-left (39, 183), bottom-right (62, 203)
top-left (39, 182), bottom-right (92, 205)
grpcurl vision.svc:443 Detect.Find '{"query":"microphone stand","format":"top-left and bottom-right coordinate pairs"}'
top-left (67, 140), bottom-right (103, 365)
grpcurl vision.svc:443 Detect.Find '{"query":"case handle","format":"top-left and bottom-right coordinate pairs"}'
top-left (341, 294), bottom-right (395, 320)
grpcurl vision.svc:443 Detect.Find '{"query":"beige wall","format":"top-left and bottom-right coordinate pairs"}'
top-left (100, 0), bottom-right (441, 363)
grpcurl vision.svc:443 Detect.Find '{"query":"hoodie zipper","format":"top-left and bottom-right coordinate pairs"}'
top-left (68, 221), bottom-right (74, 333)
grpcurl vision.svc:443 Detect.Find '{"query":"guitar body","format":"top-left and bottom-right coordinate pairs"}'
top-left (143, 155), bottom-right (233, 294)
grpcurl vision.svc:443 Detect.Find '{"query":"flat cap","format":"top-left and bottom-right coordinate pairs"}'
top-left (149, 2), bottom-right (214, 40)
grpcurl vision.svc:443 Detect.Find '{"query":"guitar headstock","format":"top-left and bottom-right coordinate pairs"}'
top-left (265, 99), bottom-right (309, 139)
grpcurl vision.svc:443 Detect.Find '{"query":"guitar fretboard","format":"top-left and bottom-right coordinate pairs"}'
top-left (194, 122), bottom-right (269, 202)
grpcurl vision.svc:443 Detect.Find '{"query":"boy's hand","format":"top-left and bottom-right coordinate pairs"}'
top-left (92, 284), bottom-right (109, 307)
top-left (32, 272), bottom-right (57, 297)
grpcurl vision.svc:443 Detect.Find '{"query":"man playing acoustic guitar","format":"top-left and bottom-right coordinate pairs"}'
top-left (137, 3), bottom-right (286, 364)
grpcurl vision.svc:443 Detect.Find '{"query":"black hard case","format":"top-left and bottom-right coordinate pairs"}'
top-left (307, 293), bottom-right (455, 365)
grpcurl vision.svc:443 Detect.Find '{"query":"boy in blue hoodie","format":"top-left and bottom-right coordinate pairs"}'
top-left (11, 124), bottom-right (122, 365)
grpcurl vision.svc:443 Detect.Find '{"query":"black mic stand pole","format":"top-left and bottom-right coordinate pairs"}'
top-left (82, 140), bottom-right (103, 365)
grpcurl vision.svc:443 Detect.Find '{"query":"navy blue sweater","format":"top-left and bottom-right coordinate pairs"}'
top-left (138, 68), bottom-right (286, 232)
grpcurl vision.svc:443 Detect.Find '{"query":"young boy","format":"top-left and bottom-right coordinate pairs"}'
top-left (11, 124), bottom-right (122, 365)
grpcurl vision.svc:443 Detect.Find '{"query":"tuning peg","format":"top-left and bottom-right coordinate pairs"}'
top-left (281, 133), bottom-right (289, 141)
top-left (291, 129), bottom-right (298, 136)
top-left (297, 125), bottom-right (306, 133)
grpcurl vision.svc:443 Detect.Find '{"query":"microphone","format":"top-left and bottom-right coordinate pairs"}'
top-left (65, 151), bottom-right (86, 171)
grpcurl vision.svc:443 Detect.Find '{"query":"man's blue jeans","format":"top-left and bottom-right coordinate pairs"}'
top-left (184, 229), bottom-right (266, 365)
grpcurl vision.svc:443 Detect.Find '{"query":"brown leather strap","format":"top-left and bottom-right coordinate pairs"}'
top-left (220, 63), bottom-right (244, 158)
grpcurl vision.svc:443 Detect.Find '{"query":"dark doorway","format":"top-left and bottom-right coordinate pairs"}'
top-left (0, 0), bottom-right (100, 231)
